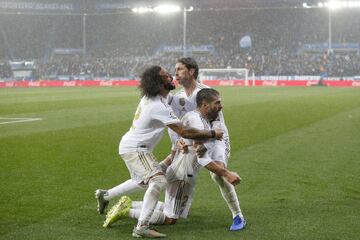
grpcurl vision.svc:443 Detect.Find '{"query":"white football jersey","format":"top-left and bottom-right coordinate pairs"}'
top-left (164, 110), bottom-right (229, 219)
top-left (182, 110), bottom-right (221, 166)
top-left (166, 110), bottom-right (215, 183)
top-left (169, 82), bottom-right (207, 119)
top-left (168, 82), bottom-right (230, 148)
top-left (119, 95), bottom-right (180, 154)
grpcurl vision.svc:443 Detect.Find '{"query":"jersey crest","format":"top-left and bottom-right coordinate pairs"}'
top-left (179, 98), bottom-right (186, 107)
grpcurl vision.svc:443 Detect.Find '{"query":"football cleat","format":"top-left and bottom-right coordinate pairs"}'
top-left (95, 189), bottom-right (109, 214)
top-left (132, 226), bottom-right (166, 238)
top-left (103, 196), bottom-right (132, 228)
top-left (230, 215), bottom-right (246, 231)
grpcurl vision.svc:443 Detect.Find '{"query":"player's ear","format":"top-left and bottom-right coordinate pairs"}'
top-left (189, 68), bottom-right (195, 77)
top-left (201, 101), bottom-right (209, 109)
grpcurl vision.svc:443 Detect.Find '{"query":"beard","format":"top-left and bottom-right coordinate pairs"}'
top-left (208, 110), bottom-right (219, 121)
top-left (164, 81), bottom-right (176, 90)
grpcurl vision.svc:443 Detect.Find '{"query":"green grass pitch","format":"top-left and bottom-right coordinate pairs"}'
top-left (0, 86), bottom-right (359, 240)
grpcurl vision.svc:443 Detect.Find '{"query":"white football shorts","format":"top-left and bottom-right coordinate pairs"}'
top-left (163, 178), bottom-right (195, 219)
top-left (207, 139), bottom-right (230, 167)
top-left (121, 151), bottom-right (163, 185)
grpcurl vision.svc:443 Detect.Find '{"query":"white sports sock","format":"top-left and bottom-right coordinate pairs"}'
top-left (105, 179), bottom-right (144, 201)
top-left (130, 209), bottom-right (166, 225)
top-left (211, 172), bottom-right (243, 218)
top-left (132, 201), bottom-right (164, 211)
top-left (137, 175), bottom-right (167, 228)
top-left (131, 201), bottom-right (143, 209)
top-left (155, 201), bottom-right (165, 211)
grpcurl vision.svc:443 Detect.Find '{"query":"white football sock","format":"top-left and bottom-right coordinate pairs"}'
top-left (130, 209), bottom-right (166, 225)
top-left (105, 179), bottom-right (144, 201)
top-left (211, 172), bottom-right (243, 218)
top-left (137, 175), bottom-right (167, 228)
top-left (132, 201), bottom-right (164, 211)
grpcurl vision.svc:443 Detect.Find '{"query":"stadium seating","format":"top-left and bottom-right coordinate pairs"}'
top-left (0, 8), bottom-right (359, 79)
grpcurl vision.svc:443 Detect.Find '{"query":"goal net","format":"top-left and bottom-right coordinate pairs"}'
top-left (198, 68), bottom-right (249, 86)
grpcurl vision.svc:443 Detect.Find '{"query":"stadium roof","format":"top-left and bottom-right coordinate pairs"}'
top-left (0, 0), bottom-right (335, 15)
top-left (0, 0), bottom-right (321, 11)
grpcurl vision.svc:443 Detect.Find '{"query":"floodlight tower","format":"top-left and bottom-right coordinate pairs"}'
top-left (326, 1), bottom-right (342, 54)
top-left (182, 6), bottom-right (193, 57)
top-left (83, 13), bottom-right (87, 58)
top-left (328, 6), bottom-right (332, 54)
top-left (132, 4), bottom-right (192, 56)
top-left (325, 0), bottom-right (360, 53)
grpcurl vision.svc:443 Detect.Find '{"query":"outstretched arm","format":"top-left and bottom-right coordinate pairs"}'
top-left (168, 122), bottom-right (223, 141)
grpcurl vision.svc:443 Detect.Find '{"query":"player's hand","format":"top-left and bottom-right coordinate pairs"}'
top-left (194, 144), bottom-right (207, 158)
top-left (225, 171), bottom-right (241, 186)
top-left (176, 139), bottom-right (189, 153)
top-left (159, 154), bottom-right (173, 172)
top-left (214, 129), bottom-right (223, 140)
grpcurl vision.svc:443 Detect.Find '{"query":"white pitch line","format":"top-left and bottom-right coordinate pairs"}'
top-left (0, 117), bottom-right (37, 120)
top-left (0, 118), bottom-right (43, 125)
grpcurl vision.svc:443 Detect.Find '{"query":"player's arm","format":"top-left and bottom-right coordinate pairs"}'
top-left (167, 122), bottom-right (223, 141)
top-left (159, 151), bottom-right (176, 172)
top-left (153, 102), bottom-right (222, 140)
top-left (193, 141), bottom-right (207, 158)
top-left (205, 161), bottom-right (241, 186)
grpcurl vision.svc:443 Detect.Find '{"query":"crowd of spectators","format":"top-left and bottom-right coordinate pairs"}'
top-left (0, 7), bottom-right (359, 80)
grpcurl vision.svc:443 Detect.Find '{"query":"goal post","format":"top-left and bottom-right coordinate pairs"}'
top-left (198, 68), bottom-right (250, 86)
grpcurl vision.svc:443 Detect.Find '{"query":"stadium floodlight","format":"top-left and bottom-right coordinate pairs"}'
top-left (327, 1), bottom-right (342, 10)
top-left (303, 1), bottom-right (360, 9)
top-left (153, 4), bottom-right (181, 14)
top-left (131, 7), bottom-right (153, 14)
top-left (348, 1), bottom-right (360, 7)
top-left (131, 4), bottom-right (181, 14)
top-left (319, 1), bottom-right (360, 10)
top-left (131, 3), bottom-right (191, 57)
top-left (187, 6), bottom-right (194, 12)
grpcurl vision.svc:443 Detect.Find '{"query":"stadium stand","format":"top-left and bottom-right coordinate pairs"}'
top-left (0, 7), bottom-right (359, 80)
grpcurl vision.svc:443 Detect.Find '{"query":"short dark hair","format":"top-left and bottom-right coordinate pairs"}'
top-left (177, 57), bottom-right (199, 80)
top-left (139, 65), bottom-right (163, 98)
top-left (196, 88), bottom-right (219, 107)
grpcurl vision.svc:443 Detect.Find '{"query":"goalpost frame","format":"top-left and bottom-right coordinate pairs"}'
top-left (198, 68), bottom-right (250, 86)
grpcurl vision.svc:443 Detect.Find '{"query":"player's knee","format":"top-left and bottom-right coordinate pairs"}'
top-left (149, 174), bottom-right (167, 192)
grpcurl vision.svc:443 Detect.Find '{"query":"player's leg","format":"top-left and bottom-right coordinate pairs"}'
top-left (121, 151), bottom-right (167, 238)
top-left (210, 141), bottom-right (246, 231)
top-left (163, 180), bottom-right (194, 224)
top-left (105, 174), bottom-right (194, 228)
top-left (103, 197), bottom-right (166, 227)
top-left (131, 200), bottom-right (165, 211)
top-left (103, 195), bottom-right (133, 227)
top-left (129, 208), bottom-right (168, 225)
top-left (96, 152), bottom-right (172, 214)
top-left (129, 179), bottom-right (195, 226)
top-left (210, 169), bottom-right (245, 230)
top-left (133, 173), bottom-right (167, 237)
top-left (95, 179), bottom-right (146, 214)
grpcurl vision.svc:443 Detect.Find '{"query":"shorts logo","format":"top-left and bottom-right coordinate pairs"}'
top-left (179, 98), bottom-right (186, 106)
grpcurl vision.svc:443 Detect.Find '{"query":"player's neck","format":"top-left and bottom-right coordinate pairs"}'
top-left (184, 80), bottom-right (196, 97)
top-left (159, 88), bottom-right (170, 98)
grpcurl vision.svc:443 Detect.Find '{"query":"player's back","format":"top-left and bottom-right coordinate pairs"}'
top-left (119, 95), bottom-right (179, 154)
